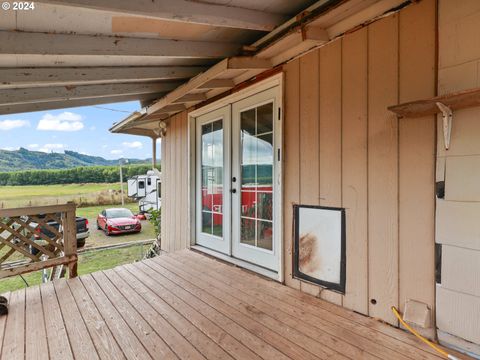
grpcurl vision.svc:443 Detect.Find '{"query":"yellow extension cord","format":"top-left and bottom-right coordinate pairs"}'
top-left (391, 306), bottom-right (460, 360)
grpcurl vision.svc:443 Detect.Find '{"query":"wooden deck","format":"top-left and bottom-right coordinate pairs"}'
top-left (0, 250), bottom-right (469, 360)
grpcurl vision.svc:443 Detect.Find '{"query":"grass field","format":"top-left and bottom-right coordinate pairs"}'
top-left (0, 183), bottom-right (133, 208)
top-left (0, 244), bottom-right (151, 293)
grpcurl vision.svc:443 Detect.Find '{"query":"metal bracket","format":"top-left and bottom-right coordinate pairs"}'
top-left (436, 102), bottom-right (453, 150)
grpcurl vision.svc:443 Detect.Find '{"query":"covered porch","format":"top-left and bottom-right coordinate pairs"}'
top-left (0, 250), bottom-right (463, 360)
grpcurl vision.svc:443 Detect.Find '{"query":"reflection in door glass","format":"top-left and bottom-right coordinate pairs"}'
top-left (240, 102), bottom-right (273, 250)
top-left (201, 119), bottom-right (223, 237)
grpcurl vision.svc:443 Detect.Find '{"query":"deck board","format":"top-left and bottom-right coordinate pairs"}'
top-left (40, 282), bottom-right (73, 360)
top-left (66, 277), bottom-right (125, 360)
top-left (25, 286), bottom-right (49, 360)
top-left (53, 280), bottom-right (99, 360)
top-left (0, 250), bottom-right (471, 360)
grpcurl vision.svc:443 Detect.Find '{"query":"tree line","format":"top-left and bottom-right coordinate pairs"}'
top-left (0, 164), bottom-right (159, 186)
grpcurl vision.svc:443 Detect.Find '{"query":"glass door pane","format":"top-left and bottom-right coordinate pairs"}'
top-left (240, 102), bottom-right (274, 251)
top-left (201, 119), bottom-right (224, 237)
top-left (196, 105), bottom-right (231, 255)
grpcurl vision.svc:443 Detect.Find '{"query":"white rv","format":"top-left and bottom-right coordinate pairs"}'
top-left (127, 170), bottom-right (161, 213)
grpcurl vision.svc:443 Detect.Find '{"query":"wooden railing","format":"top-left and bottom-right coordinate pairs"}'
top-left (0, 203), bottom-right (77, 279)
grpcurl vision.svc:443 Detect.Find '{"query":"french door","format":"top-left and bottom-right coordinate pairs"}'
top-left (196, 87), bottom-right (280, 272)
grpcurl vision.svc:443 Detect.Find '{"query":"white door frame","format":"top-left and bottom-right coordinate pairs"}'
top-left (188, 73), bottom-right (284, 281)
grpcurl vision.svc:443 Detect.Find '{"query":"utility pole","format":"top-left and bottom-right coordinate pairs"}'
top-left (119, 159), bottom-right (128, 206)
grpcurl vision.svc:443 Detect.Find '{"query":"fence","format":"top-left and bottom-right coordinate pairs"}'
top-left (0, 203), bottom-right (77, 279)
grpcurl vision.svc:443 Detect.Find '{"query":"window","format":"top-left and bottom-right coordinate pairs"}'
top-left (147, 178), bottom-right (151, 186)
top-left (138, 180), bottom-right (145, 189)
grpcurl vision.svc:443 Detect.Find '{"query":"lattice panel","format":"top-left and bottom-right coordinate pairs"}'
top-left (0, 212), bottom-right (65, 267)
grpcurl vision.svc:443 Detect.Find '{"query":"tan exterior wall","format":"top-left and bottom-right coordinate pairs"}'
top-left (160, 0), bottom-right (437, 328)
top-left (436, 0), bottom-right (480, 350)
top-left (283, 0), bottom-right (436, 326)
top-left (160, 110), bottom-right (189, 252)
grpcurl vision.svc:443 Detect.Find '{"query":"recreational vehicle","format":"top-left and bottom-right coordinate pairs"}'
top-left (127, 170), bottom-right (161, 213)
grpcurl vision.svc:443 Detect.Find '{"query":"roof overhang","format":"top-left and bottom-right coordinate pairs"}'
top-left (111, 0), bottom-right (414, 136)
top-left (2, 0), bottom-right (324, 115)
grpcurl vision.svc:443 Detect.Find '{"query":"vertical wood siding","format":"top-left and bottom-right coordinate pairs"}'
top-left (160, 0), bottom-right (436, 327)
top-left (282, 0), bottom-right (436, 325)
top-left (161, 111), bottom-right (189, 252)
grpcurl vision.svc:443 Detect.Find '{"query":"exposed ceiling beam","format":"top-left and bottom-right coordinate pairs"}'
top-left (34, 0), bottom-right (288, 31)
top-left (0, 82), bottom-right (182, 106)
top-left (146, 57), bottom-right (272, 116)
top-left (258, 25), bottom-right (330, 65)
top-left (153, 104), bottom-right (187, 115)
top-left (0, 31), bottom-right (241, 58)
top-left (0, 66), bottom-right (206, 89)
top-left (0, 93), bottom-right (159, 115)
top-left (199, 79), bottom-right (235, 89)
top-left (172, 93), bottom-right (207, 103)
top-left (119, 128), bottom-right (158, 138)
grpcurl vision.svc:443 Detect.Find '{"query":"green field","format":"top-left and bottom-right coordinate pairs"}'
top-left (0, 244), bottom-right (151, 293)
top-left (0, 183), bottom-right (133, 209)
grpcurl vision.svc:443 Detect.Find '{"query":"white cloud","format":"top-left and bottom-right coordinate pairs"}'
top-left (90, 126), bottom-right (96, 131)
top-left (27, 144), bottom-right (39, 149)
top-left (102, 144), bottom-right (108, 149)
top-left (1, 146), bottom-right (19, 151)
top-left (0, 119), bottom-right (30, 131)
top-left (39, 143), bottom-right (65, 153)
top-left (110, 149), bottom-right (123, 155)
top-left (37, 112), bottom-right (84, 132)
top-left (122, 141), bottom-right (143, 149)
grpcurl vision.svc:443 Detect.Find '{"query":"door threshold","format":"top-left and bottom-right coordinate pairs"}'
top-left (191, 245), bottom-right (280, 282)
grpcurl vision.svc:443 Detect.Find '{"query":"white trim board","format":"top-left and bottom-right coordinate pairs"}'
top-left (191, 245), bottom-right (279, 281)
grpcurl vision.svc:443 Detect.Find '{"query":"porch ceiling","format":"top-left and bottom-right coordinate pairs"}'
top-left (0, 0), bottom-right (320, 115)
top-left (110, 0), bottom-right (413, 137)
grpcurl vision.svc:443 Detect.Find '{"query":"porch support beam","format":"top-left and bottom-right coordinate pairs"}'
top-left (34, 0), bottom-right (287, 31)
top-left (0, 31), bottom-right (241, 58)
top-left (0, 66), bottom-right (206, 89)
top-left (152, 137), bottom-right (157, 169)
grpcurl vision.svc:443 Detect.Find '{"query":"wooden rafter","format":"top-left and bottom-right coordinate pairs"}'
top-left (0, 31), bottom-right (241, 58)
top-left (0, 93), bottom-right (160, 115)
top-left (0, 66), bottom-right (206, 89)
top-left (34, 0), bottom-right (288, 31)
top-left (0, 82), bottom-right (181, 106)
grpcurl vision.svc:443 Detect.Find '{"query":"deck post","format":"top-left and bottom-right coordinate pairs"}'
top-left (64, 202), bottom-right (78, 278)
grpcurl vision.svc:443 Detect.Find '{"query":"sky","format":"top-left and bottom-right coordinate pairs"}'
top-left (0, 101), bottom-right (160, 160)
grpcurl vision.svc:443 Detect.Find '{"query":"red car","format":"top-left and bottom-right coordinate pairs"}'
top-left (96, 208), bottom-right (141, 236)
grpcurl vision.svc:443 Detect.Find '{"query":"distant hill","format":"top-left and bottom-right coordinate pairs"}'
top-left (0, 148), bottom-right (147, 172)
